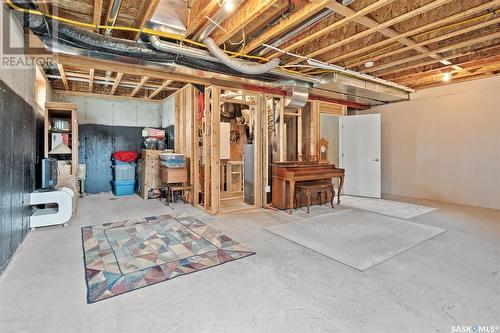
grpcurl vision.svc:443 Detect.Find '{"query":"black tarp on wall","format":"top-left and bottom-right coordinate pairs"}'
top-left (0, 80), bottom-right (39, 273)
top-left (78, 124), bottom-right (144, 194)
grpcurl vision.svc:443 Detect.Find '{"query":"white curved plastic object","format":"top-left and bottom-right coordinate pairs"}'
top-left (29, 188), bottom-right (74, 229)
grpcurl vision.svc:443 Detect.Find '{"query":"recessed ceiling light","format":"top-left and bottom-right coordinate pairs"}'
top-left (224, 0), bottom-right (235, 11)
top-left (364, 61), bottom-right (374, 68)
top-left (442, 72), bottom-right (452, 82)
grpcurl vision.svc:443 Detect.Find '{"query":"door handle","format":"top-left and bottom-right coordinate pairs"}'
top-left (372, 158), bottom-right (380, 162)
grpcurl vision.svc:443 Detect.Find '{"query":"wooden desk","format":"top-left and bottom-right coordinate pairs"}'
top-left (271, 163), bottom-right (345, 214)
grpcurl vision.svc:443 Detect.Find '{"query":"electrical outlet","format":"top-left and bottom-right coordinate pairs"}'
top-left (265, 186), bottom-right (271, 193)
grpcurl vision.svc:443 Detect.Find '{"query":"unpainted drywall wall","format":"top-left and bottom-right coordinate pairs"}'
top-left (369, 75), bottom-right (500, 210)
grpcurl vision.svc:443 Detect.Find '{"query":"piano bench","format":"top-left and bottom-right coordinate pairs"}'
top-left (295, 182), bottom-right (335, 214)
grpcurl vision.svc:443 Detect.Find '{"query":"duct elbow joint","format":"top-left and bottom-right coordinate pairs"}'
top-left (204, 37), bottom-right (280, 75)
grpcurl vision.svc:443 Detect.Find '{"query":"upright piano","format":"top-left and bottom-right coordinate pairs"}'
top-left (271, 162), bottom-right (345, 213)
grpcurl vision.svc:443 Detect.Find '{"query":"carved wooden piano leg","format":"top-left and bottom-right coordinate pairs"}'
top-left (289, 180), bottom-right (295, 215)
top-left (331, 186), bottom-right (335, 209)
top-left (337, 176), bottom-right (345, 205)
top-left (306, 190), bottom-right (311, 214)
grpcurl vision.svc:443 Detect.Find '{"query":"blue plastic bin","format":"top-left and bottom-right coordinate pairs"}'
top-left (112, 180), bottom-right (136, 196)
top-left (113, 163), bottom-right (136, 181)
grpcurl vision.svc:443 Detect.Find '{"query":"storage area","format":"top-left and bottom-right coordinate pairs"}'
top-left (2, 0), bottom-right (500, 331)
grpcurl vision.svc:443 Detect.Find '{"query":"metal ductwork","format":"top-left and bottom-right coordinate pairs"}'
top-left (13, 0), bottom-right (413, 108)
top-left (204, 37), bottom-right (281, 75)
top-left (284, 85), bottom-right (309, 109)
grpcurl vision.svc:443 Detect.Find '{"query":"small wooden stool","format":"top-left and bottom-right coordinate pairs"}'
top-left (169, 185), bottom-right (192, 207)
top-left (295, 182), bottom-right (335, 214)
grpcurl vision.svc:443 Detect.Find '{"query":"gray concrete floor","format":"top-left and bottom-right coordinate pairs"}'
top-left (0, 193), bottom-right (499, 333)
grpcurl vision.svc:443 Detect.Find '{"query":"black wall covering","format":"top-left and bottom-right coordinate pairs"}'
top-left (0, 80), bottom-right (39, 273)
top-left (79, 124), bottom-right (144, 194)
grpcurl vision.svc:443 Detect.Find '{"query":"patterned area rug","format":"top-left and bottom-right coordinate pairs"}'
top-left (81, 214), bottom-right (255, 303)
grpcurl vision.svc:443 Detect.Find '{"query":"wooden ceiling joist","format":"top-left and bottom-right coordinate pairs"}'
top-left (324, 1), bottom-right (500, 66)
top-left (365, 31), bottom-right (500, 74)
top-left (88, 68), bottom-right (95, 92)
top-left (132, 0), bottom-right (161, 40)
top-left (346, 17), bottom-right (500, 69)
top-left (149, 80), bottom-right (173, 99)
top-left (396, 54), bottom-right (500, 85)
top-left (110, 72), bottom-right (123, 95)
top-left (187, 0), bottom-right (221, 36)
top-left (36, 0), bottom-right (50, 14)
top-left (130, 76), bottom-right (150, 97)
top-left (286, 0), bottom-right (455, 66)
top-left (266, 0), bottom-right (396, 61)
top-left (383, 44), bottom-right (500, 80)
top-left (93, 0), bottom-right (103, 31)
top-left (210, 0), bottom-right (280, 45)
top-left (239, 0), bottom-right (333, 55)
top-left (57, 64), bottom-right (70, 90)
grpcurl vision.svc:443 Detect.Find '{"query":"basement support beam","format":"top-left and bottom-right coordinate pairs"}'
top-left (110, 72), bottom-right (123, 95)
top-left (149, 80), bottom-right (173, 99)
top-left (130, 76), bottom-right (150, 97)
top-left (57, 64), bottom-right (70, 90)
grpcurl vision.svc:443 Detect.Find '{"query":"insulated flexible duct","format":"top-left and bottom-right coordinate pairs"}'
top-left (204, 37), bottom-right (281, 75)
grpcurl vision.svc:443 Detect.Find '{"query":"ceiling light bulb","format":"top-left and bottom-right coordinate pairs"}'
top-left (224, 0), bottom-right (235, 11)
top-left (442, 72), bottom-right (452, 82)
top-left (364, 61), bottom-right (374, 68)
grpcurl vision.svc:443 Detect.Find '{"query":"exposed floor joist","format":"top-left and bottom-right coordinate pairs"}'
top-left (150, 80), bottom-right (173, 99)
top-left (365, 31), bottom-right (500, 74)
top-left (57, 64), bottom-right (70, 90)
top-left (130, 76), bottom-right (150, 97)
top-left (286, 0), bottom-right (456, 66)
top-left (211, 0), bottom-right (280, 45)
top-left (110, 72), bottom-right (123, 95)
top-left (239, 0), bottom-right (333, 55)
top-left (132, 0), bottom-right (161, 40)
top-left (266, 0), bottom-right (396, 61)
top-left (325, 1), bottom-right (500, 66)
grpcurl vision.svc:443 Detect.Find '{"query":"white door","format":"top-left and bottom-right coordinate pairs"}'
top-left (341, 114), bottom-right (381, 198)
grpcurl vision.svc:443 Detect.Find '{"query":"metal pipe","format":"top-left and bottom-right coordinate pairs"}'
top-left (104, 0), bottom-right (123, 36)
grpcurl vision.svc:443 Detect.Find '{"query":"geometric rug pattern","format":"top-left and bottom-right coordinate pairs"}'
top-left (82, 214), bottom-right (255, 303)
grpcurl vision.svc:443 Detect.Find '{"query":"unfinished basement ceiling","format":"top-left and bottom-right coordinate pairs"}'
top-left (35, 0), bottom-right (500, 102)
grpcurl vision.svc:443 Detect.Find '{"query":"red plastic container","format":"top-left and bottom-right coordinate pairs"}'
top-left (112, 151), bottom-right (138, 163)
